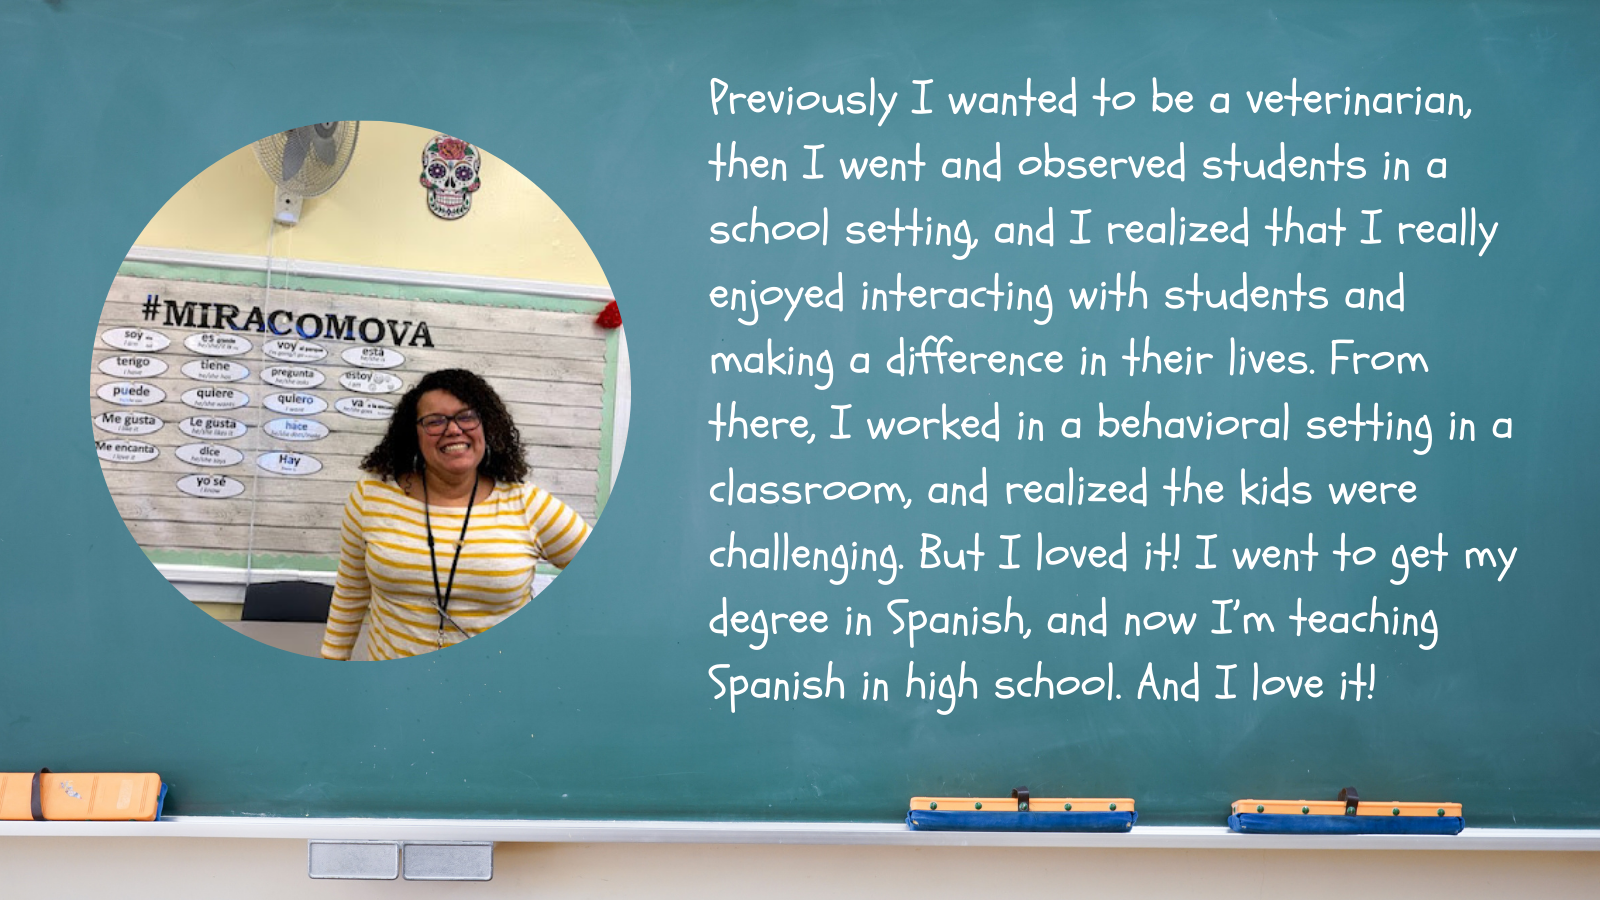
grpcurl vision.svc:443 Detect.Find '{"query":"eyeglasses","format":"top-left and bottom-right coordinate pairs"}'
top-left (417, 409), bottom-right (482, 435)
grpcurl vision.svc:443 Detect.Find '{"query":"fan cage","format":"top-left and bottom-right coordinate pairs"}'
top-left (252, 121), bottom-right (360, 197)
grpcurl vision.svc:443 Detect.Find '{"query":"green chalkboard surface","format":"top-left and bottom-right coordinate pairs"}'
top-left (4, 0), bottom-right (1599, 826)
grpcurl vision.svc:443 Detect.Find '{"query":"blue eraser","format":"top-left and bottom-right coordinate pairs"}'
top-left (907, 810), bottom-right (1137, 832)
top-left (1228, 813), bottom-right (1463, 835)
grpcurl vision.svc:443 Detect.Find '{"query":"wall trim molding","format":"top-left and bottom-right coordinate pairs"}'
top-left (126, 245), bottom-right (614, 302)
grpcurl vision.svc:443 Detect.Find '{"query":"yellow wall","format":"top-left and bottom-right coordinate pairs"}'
top-left (136, 121), bottom-right (609, 286)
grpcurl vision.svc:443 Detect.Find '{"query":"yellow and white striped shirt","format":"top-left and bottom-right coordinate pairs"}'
top-left (321, 478), bottom-right (590, 661)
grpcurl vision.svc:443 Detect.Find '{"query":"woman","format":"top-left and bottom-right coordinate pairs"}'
top-left (320, 369), bottom-right (590, 660)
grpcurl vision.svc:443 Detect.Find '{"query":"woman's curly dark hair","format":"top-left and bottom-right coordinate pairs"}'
top-left (360, 369), bottom-right (529, 484)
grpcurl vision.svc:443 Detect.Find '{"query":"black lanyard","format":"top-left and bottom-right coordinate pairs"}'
top-left (422, 472), bottom-right (478, 647)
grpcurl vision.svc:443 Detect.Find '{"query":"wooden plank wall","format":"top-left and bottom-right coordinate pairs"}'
top-left (92, 273), bottom-right (609, 568)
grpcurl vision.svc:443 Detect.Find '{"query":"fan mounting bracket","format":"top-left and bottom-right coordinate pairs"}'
top-left (273, 188), bottom-right (304, 226)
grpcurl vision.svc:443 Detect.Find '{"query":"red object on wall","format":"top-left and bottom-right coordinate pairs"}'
top-left (596, 300), bottom-right (622, 329)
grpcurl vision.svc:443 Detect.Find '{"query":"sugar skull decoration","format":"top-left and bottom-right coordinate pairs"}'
top-left (420, 135), bottom-right (482, 219)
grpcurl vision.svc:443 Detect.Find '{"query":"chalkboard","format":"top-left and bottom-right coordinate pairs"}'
top-left (4, 0), bottom-right (1599, 827)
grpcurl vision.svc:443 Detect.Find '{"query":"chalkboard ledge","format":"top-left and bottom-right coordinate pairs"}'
top-left (2, 819), bottom-right (1598, 850)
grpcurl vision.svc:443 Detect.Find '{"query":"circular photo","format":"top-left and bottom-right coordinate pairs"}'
top-left (92, 122), bottom-right (628, 660)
